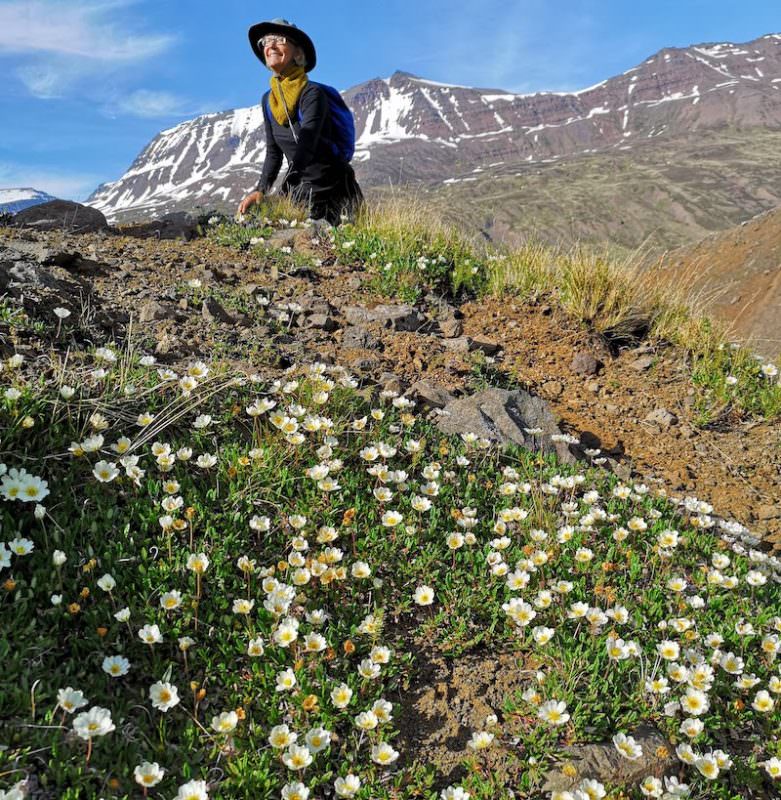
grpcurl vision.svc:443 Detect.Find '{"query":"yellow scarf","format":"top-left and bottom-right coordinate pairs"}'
top-left (268, 65), bottom-right (308, 126)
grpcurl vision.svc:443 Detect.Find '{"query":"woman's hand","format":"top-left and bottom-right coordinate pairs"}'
top-left (238, 191), bottom-right (263, 216)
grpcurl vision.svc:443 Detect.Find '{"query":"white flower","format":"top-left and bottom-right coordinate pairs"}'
top-left (269, 724), bottom-right (297, 749)
top-left (282, 743), bottom-right (313, 770)
top-left (538, 700), bottom-right (569, 726)
top-left (93, 460), bottom-right (119, 483)
top-left (175, 779), bottom-right (209, 800)
top-left (370, 742), bottom-right (399, 765)
top-left (248, 636), bottom-right (265, 657)
top-left (638, 776), bottom-right (662, 797)
top-left (160, 590), bottom-right (182, 611)
top-left (331, 682), bottom-right (353, 709)
top-left (97, 573), bottom-right (116, 592)
top-left (695, 754), bottom-right (720, 780)
top-left (358, 658), bottom-right (381, 679)
top-left (211, 710), bottom-right (238, 734)
top-left (304, 726), bottom-right (331, 753)
top-left (276, 668), bottom-right (297, 691)
top-left (334, 774), bottom-right (361, 797)
top-left (762, 757), bottom-right (781, 779)
top-left (73, 706), bottom-right (115, 739)
top-left (355, 710), bottom-right (379, 731)
top-left (134, 761), bottom-right (165, 788)
top-left (57, 687), bottom-right (87, 713)
top-left (138, 624), bottom-right (163, 645)
top-left (149, 681), bottom-right (180, 712)
top-left (440, 787), bottom-right (471, 800)
top-left (281, 781), bottom-right (309, 800)
top-left (101, 655), bottom-right (130, 677)
top-left (467, 731), bottom-right (494, 749)
top-left (752, 690), bottom-right (775, 713)
top-left (232, 598), bottom-right (255, 615)
top-left (186, 553), bottom-right (210, 574)
top-left (612, 732), bottom-right (643, 760)
top-left (414, 585), bottom-right (434, 605)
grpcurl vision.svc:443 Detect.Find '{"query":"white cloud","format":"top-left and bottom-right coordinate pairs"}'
top-left (0, 0), bottom-right (174, 61)
top-left (0, 1), bottom-right (177, 100)
top-left (0, 161), bottom-right (103, 200)
top-left (107, 89), bottom-right (201, 118)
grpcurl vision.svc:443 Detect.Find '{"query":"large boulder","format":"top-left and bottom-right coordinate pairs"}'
top-left (434, 387), bottom-right (578, 463)
top-left (118, 211), bottom-right (202, 241)
top-left (543, 725), bottom-right (677, 793)
top-left (13, 200), bottom-right (109, 233)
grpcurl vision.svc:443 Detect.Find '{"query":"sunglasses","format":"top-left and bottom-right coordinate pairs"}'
top-left (259, 34), bottom-right (296, 48)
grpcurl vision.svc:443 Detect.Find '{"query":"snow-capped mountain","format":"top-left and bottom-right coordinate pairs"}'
top-left (0, 188), bottom-right (58, 215)
top-left (88, 33), bottom-right (781, 222)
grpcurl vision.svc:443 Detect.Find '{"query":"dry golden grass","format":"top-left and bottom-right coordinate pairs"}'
top-left (358, 195), bottom-right (735, 357)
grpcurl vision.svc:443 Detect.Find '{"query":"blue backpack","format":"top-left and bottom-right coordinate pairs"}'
top-left (264, 82), bottom-right (356, 163)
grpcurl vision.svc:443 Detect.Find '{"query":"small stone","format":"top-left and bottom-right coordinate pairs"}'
top-left (630, 355), bottom-right (655, 372)
top-left (342, 325), bottom-right (381, 350)
top-left (139, 300), bottom-right (171, 323)
top-left (542, 381), bottom-right (563, 398)
top-left (201, 297), bottom-right (233, 324)
top-left (438, 317), bottom-right (463, 338)
top-left (408, 379), bottom-right (455, 409)
top-left (440, 336), bottom-right (472, 354)
top-left (644, 408), bottom-right (678, 429)
top-left (570, 351), bottom-right (601, 375)
top-left (380, 373), bottom-right (406, 395)
top-left (307, 313), bottom-right (338, 332)
top-left (757, 505), bottom-right (781, 521)
top-left (470, 337), bottom-right (500, 356)
top-left (586, 381), bottom-right (600, 393)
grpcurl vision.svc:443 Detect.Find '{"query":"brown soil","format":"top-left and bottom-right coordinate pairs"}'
top-left (395, 648), bottom-right (533, 785)
top-left (662, 205), bottom-right (781, 360)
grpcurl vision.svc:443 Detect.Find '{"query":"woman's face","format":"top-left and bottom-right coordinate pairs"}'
top-left (265, 38), bottom-right (298, 74)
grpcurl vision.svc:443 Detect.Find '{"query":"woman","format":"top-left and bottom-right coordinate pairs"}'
top-left (238, 18), bottom-right (363, 225)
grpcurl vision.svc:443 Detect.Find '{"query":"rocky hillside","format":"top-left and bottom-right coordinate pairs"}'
top-left (88, 34), bottom-right (781, 239)
top-left (660, 206), bottom-right (781, 360)
top-left (2, 207), bottom-right (779, 549)
top-left (426, 128), bottom-right (781, 251)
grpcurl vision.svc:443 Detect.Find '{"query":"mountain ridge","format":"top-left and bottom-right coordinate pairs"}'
top-left (88, 33), bottom-right (781, 233)
top-left (0, 188), bottom-right (58, 215)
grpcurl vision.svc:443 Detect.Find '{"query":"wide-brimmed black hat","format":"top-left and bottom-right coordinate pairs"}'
top-left (248, 18), bottom-right (317, 72)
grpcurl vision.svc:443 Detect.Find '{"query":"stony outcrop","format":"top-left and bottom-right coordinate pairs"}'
top-left (13, 200), bottom-right (109, 233)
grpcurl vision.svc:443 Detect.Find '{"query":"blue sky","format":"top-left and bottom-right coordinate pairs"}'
top-left (1, 0), bottom-right (778, 200)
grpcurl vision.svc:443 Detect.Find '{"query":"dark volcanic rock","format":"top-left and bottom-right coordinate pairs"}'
top-left (343, 304), bottom-right (426, 332)
top-left (435, 388), bottom-right (578, 463)
top-left (14, 200), bottom-right (108, 233)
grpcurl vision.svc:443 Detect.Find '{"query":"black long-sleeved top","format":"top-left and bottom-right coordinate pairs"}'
top-left (256, 82), bottom-right (343, 196)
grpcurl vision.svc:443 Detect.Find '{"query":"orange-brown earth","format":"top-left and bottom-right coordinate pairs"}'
top-left (661, 206), bottom-right (781, 360)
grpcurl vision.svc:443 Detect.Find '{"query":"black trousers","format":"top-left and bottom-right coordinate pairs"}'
top-left (282, 163), bottom-right (363, 225)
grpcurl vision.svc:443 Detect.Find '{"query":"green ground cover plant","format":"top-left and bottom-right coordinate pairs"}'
top-left (1, 336), bottom-right (780, 799)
